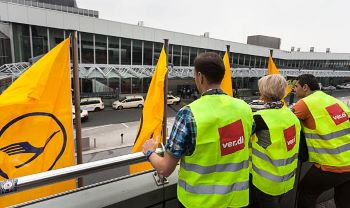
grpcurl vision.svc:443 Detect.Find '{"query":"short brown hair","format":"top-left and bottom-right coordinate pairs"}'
top-left (258, 74), bottom-right (286, 101)
top-left (194, 52), bottom-right (225, 84)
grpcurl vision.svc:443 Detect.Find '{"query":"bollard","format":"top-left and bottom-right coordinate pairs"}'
top-left (121, 133), bottom-right (124, 145)
top-left (93, 138), bottom-right (96, 148)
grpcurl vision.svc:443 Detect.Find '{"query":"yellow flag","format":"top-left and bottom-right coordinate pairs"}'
top-left (130, 47), bottom-right (167, 174)
top-left (268, 56), bottom-right (280, 75)
top-left (221, 51), bottom-right (233, 96)
top-left (267, 55), bottom-right (292, 105)
top-left (0, 38), bottom-right (76, 207)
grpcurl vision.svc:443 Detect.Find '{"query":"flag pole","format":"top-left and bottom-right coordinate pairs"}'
top-left (226, 45), bottom-right (230, 55)
top-left (163, 39), bottom-right (169, 145)
top-left (270, 49), bottom-right (273, 57)
top-left (72, 31), bottom-right (84, 187)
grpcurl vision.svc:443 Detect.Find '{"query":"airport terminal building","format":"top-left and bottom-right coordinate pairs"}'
top-left (0, 0), bottom-right (350, 95)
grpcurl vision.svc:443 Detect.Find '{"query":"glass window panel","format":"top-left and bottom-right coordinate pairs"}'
top-left (121, 78), bottom-right (131, 93)
top-left (81, 33), bottom-right (94, 64)
top-left (181, 46), bottom-right (189, 66)
top-left (173, 45), bottom-right (181, 66)
top-left (95, 35), bottom-right (107, 64)
top-left (232, 53), bottom-right (239, 67)
top-left (121, 38), bottom-right (131, 65)
top-left (153, 42), bottom-right (162, 65)
top-left (198, 48), bottom-right (205, 55)
top-left (143, 41), bottom-right (153, 65)
top-left (94, 78), bottom-right (109, 92)
top-left (107, 78), bottom-right (120, 96)
top-left (189, 47), bottom-right (197, 66)
top-left (142, 78), bottom-right (151, 93)
top-left (32, 26), bottom-right (48, 57)
top-left (132, 40), bottom-right (142, 65)
top-left (49, 28), bottom-right (64, 49)
top-left (168, 45), bottom-right (172, 64)
top-left (13, 24), bottom-right (31, 62)
top-left (238, 54), bottom-right (244, 66)
top-left (108, 36), bottom-right (119, 65)
top-left (132, 78), bottom-right (142, 93)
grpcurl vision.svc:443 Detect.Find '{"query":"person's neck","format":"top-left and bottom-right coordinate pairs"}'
top-left (305, 90), bottom-right (315, 97)
top-left (202, 84), bottom-right (221, 93)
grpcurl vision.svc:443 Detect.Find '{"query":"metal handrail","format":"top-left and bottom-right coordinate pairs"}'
top-left (0, 148), bottom-right (164, 196)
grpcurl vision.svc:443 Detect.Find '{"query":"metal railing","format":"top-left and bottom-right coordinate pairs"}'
top-left (0, 0), bottom-right (99, 18)
top-left (0, 148), bottom-right (164, 196)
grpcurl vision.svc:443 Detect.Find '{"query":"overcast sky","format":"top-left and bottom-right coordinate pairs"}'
top-left (76, 0), bottom-right (350, 53)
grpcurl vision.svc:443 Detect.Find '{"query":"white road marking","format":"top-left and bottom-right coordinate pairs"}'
top-left (82, 124), bottom-right (113, 131)
top-left (121, 123), bottom-right (129, 128)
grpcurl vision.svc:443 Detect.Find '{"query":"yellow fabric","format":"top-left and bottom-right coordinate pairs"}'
top-left (268, 56), bottom-right (292, 105)
top-left (268, 56), bottom-right (280, 75)
top-left (0, 38), bottom-right (76, 207)
top-left (130, 47), bottom-right (167, 174)
top-left (221, 51), bottom-right (233, 96)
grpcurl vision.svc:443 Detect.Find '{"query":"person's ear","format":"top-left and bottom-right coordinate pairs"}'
top-left (198, 72), bottom-right (204, 85)
top-left (302, 84), bottom-right (309, 92)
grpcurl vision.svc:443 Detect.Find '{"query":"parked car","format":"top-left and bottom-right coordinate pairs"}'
top-left (167, 95), bottom-right (181, 105)
top-left (322, 85), bottom-right (336, 90)
top-left (112, 95), bottom-right (144, 110)
top-left (336, 83), bottom-right (350, 89)
top-left (80, 97), bottom-right (104, 112)
top-left (72, 107), bottom-right (89, 122)
top-left (248, 100), bottom-right (265, 112)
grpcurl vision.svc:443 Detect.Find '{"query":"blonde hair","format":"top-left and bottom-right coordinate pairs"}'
top-left (258, 74), bottom-right (286, 101)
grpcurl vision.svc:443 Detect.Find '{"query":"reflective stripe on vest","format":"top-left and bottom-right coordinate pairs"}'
top-left (252, 164), bottom-right (296, 183)
top-left (180, 160), bottom-right (248, 174)
top-left (304, 127), bottom-right (350, 140)
top-left (178, 179), bottom-right (249, 195)
top-left (308, 142), bottom-right (350, 154)
top-left (252, 148), bottom-right (298, 167)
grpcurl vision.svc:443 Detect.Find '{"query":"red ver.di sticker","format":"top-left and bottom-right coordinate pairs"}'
top-left (218, 120), bottom-right (245, 156)
top-left (326, 103), bottom-right (348, 125)
top-left (284, 125), bottom-right (296, 151)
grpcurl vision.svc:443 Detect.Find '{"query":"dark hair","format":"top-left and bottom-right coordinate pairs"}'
top-left (194, 52), bottom-right (225, 84)
top-left (297, 74), bottom-right (320, 91)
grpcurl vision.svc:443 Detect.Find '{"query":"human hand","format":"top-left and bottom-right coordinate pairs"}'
top-left (142, 136), bottom-right (159, 155)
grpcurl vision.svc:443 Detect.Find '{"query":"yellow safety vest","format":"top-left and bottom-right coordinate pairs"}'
top-left (302, 91), bottom-right (350, 166)
top-left (251, 107), bottom-right (301, 196)
top-left (178, 94), bottom-right (253, 208)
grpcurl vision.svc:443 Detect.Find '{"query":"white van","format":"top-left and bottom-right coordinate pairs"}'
top-left (80, 97), bottom-right (104, 112)
top-left (167, 95), bottom-right (181, 105)
top-left (112, 95), bottom-right (144, 110)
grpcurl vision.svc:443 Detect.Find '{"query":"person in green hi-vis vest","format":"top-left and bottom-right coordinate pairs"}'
top-left (142, 52), bottom-right (253, 208)
top-left (293, 74), bottom-right (350, 208)
top-left (249, 74), bottom-right (301, 208)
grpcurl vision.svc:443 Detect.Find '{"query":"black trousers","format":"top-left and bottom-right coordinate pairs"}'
top-left (248, 183), bottom-right (282, 208)
top-left (298, 165), bottom-right (350, 208)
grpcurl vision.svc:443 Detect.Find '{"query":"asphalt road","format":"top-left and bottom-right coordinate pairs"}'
top-left (81, 103), bottom-right (184, 128)
top-left (81, 89), bottom-right (350, 128)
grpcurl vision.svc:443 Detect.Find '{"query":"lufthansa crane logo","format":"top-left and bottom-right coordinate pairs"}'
top-left (0, 112), bottom-right (67, 179)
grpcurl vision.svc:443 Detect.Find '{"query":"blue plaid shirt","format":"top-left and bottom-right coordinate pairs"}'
top-left (165, 106), bottom-right (196, 158)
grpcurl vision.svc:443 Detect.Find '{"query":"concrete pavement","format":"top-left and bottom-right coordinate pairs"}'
top-left (76, 117), bottom-right (176, 155)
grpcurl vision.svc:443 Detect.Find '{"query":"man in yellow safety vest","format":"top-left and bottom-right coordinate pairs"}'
top-left (293, 74), bottom-right (350, 207)
top-left (142, 52), bottom-right (253, 208)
